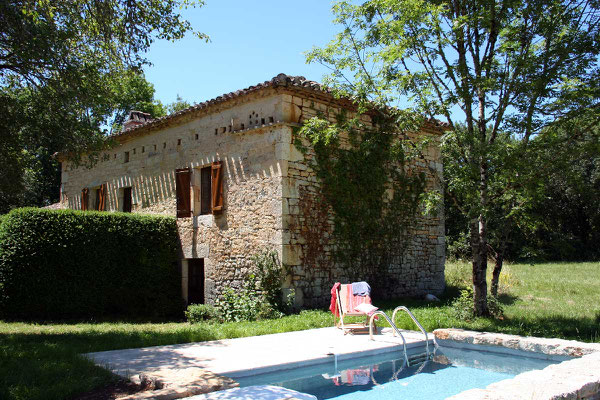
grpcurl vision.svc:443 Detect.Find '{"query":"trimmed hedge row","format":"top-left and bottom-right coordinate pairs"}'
top-left (0, 208), bottom-right (182, 320)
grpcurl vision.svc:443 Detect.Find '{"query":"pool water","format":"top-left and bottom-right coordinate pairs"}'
top-left (235, 346), bottom-right (566, 400)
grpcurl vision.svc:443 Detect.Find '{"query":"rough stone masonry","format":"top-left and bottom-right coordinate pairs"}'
top-left (57, 74), bottom-right (446, 308)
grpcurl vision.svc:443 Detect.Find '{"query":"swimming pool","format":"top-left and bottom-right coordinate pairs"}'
top-left (234, 345), bottom-right (567, 400)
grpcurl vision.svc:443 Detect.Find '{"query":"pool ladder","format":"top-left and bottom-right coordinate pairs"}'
top-left (368, 306), bottom-right (433, 366)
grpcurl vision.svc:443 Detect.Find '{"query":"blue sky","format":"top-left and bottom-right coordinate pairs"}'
top-left (144, 0), bottom-right (338, 106)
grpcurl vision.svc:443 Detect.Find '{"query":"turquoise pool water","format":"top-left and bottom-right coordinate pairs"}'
top-left (235, 346), bottom-right (566, 399)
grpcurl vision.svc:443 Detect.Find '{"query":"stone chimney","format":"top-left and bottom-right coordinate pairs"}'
top-left (123, 110), bottom-right (153, 131)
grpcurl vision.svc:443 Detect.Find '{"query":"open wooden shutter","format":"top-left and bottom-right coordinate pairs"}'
top-left (81, 188), bottom-right (89, 211)
top-left (97, 183), bottom-right (107, 211)
top-left (176, 168), bottom-right (191, 218)
top-left (211, 161), bottom-right (223, 214)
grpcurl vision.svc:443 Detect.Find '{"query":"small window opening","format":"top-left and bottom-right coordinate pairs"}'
top-left (195, 133), bottom-right (199, 140)
top-left (269, 116), bottom-right (274, 123)
top-left (221, 127), bottom-right (226, 133)
top-left (133, 148), bottom-right (136, 155)
top-left (214, 128), bottom-right (218, 135)
top-left (241, 123), bottom-right (245, 130)
top-left (141, 146), bottom-right (145, 153)
top-left (154, 144), bottom-right (157, 151)
top-left (261, 118), bottom-right (265, 125)
top-left (124, 151), bottom-right (130, 163)
top-left (177, 139), bottom-right (182, 146)
top-left (163, 142), bottom-right (167, 149)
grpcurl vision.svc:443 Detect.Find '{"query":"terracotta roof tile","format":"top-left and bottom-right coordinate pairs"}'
top-left (113, 73), bottom-right (449, 138)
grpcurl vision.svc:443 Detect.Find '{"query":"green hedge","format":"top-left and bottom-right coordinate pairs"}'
top-left (0, 208), bottom-right (182, 320)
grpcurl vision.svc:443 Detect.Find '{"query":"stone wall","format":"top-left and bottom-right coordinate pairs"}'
top-left (278, 92), bottom-right (446, 307)
top-left (60, 86), bottom-right (445, 308)
top-left (61, 91), bottom-right (288, 303)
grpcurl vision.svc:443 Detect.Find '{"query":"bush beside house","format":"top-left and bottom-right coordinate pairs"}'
top-left (0, 208), bottom-right (181, 320)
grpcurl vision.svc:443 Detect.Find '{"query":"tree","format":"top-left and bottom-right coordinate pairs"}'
top-left (307, 0), bottom-right (600, 314)
top-left (167, 94), bottom-right (192, 115)
top-left (0, 71), bottom-right (167, 212)
top-left (0, 0), bottom-right (206, 213)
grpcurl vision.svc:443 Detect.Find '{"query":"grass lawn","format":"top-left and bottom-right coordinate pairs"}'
top-left (1, 261), bottom-right (599, 400)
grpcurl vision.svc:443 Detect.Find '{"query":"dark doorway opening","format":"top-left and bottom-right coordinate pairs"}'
top-left (122, 187), bottom-right (132, 212)
top-left (188, 259), bottom-right (205, 304)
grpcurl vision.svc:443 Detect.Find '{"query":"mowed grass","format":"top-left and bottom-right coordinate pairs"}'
top-left (1, 261), bottom-right (599, 400)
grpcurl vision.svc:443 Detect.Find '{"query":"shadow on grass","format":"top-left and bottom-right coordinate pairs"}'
top-left (0, 325), bottom-right (224, 400)
top-left (482, 314), bottom-right (600, 342)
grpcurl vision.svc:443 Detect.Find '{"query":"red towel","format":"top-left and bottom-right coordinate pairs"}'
top-left (330, 282), bottom-right (341, 317)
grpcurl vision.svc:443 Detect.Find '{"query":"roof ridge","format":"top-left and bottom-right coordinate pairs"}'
top-left (115, 73), bottom-right (325, 137)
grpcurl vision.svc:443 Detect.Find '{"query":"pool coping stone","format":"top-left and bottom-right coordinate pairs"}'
top-left (435, 328), bottom-right (600, 400)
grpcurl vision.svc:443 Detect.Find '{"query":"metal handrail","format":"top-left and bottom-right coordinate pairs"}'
top-left (368, 311), bottom-right (409, 365)
top-left (392, 306), bottom-right (430, 358)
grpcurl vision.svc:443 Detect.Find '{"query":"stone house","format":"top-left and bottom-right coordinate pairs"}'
top-left (57, 74), bottom-right (446, 308)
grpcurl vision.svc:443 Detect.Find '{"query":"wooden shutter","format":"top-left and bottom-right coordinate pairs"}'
top-left (176, 168), bottom-right (191, 218)
top-left (97, 183), bottom-right (107, 211)
top-left (81, 188), bottom-right (89, 211)
top-left (211, 161), bottom-right (224, 214)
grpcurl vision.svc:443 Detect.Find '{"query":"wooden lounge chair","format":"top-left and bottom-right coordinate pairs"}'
top-left (334, 283), bottom-right (378, 334)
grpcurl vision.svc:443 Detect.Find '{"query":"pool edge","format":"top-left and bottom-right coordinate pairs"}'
top-left (435, 329), bottom-right (600, 400)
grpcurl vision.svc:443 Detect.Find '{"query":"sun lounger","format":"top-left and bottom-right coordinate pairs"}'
top-left (331, 282), bottom-right (378, 334)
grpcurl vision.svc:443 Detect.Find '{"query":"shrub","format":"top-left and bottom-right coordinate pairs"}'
top-left (0, 208), bottom-right (182, 320)
top-left (185, 304), bottom-right (218, 323)
top-left (214, 250), bottom-right (292, 322)
top-left (451, 287), bottom-right (504, 320)
top-left (451, 287), bottom-right (475, 320)
top-left (215, 287), bottom-right (263, 322)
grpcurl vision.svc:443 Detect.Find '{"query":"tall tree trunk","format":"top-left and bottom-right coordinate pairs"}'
top-left (471, 217), bottom-right (490, 316)
top-left (491, 219), bottom-right (510, 297)
top-left (471, 157), bottom-right (490, 316)
top-left (491, 251), bottom-right (503, 298)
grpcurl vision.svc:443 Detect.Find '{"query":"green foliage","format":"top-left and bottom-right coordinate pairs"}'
top-left (0, 0), bottom-right (207, 213)
top-left (215, 250), bottom-right (291, 322)
top-left (166, 94), bottom-right (192, 115)
top-left (451, 287), bottom-right (476, 321)
top-left (185, 304), bottom-right (218, 323)
top-left (0, 261), bottom-right (598, 400)
top-left (214, 287), bottom-right (265, 323)
top-left (0, 208), bottom-right (182, 320)
top-left (309, 0), bottom-right (600, 314)
top-left (251, 250), bottom-right (292, 313)
top-left (452, 287), bottom-right (504, 321)
top-left (296, 114), bottom-right (428, 281)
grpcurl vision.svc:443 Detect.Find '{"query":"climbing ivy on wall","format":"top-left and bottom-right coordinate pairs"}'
top-left (294, 111), bottom-right (429, 283)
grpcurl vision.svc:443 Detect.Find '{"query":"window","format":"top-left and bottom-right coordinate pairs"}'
top-left (122, 187), bottom-right (132, 212)
top-left (124, 151), bottom-right (130, 163)
top-left (195, 162), bottom-right (223, 215)
top-left (200, 166), bottom-right (212, 215)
